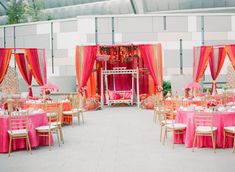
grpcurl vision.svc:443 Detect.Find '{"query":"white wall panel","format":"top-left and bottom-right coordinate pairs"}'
top-left (37, 23), bottom-right (51, 34)
top-left (56, 32), bottom-right (85, 49)
top-left (77, 18), bottom-right (95, 34)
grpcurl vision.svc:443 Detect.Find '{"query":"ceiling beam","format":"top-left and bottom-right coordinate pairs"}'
top-left (0, 0), bottom-right (8, 10)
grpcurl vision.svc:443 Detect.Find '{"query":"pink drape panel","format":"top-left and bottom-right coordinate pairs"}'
top-left (15, 53), bottom-right (33, 96)
top-left (139, 44), bottom-right (163, 92)
top-left (75, 46), bottom-right (97, 95)
top-left (0, 48), bottom-right (12, 84)
top-left (193, 46), bottom-right (213, 82)
top-left (25, 48), bottom-right (47, 86)
top-left (209, 47), bottom-right (226, 94)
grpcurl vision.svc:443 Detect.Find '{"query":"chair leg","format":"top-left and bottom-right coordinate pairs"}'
top-left (223, 130), bottom-right (226, 148)
top-left (72, 114), bottom-right (74, 127)
top-left (81, 112), bottom-right (84, 124)
top-left (59, 126), bottom-right (64, 144)
top-left (8, 136), bottom-right (12, 157)
top-left (163, 128), bottom-right (167, 145)
top-left (160, 125), bottom-right (163, 143)
top-left (26, 135), bottom-right (32, 154)
top-left (192, 133), bottom-right (197, 152)
top-left (26, 137), bottom-right (28, 151)
top-left (211, 132), bottom-right (216, 153)
top-left (233, 134), bottom-right (235, 153)
top-left (78, 114), bottom-right (80, 125)
top-left (49, 132), bottom-right (51, 151)
top-left (56, 130), bottom-right (60, 147)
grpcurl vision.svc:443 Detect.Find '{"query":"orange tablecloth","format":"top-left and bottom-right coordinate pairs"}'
top-left (164, 99), bottom-right (203, 107)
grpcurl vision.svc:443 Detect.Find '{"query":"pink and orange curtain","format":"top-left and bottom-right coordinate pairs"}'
top-left (75, 45), bottom-right (97, 97)
top-left (25, 48), bottom-right (47, 86)
top-left (14, 53), bottom-right (33, 96)
top-left (209, 47), bottom-right (226, 94)
top-left (139, 44), bottom-right (163, 93)
top-left (193, 46), bottom-right (213, 83)
top-left (225, 44), bottom-right (235, 70)
top-left (0, 48), bottom-right (12, 84)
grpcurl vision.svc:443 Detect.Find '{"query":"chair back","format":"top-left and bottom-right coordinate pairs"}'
top-left (9, 110), bottom-right (29, 132)
top-left (164, 103), bottom-right (175, 119)
top-left (7, 99), bottom-right (14, 114)
top-left (71, 96), bottom-right (80, 109)
top-left (44, 103), bottom-right (60, 126)
top-left (155, 105), bottom-right (166, 122)
top-left (194, 110), bottom-right (213, 128)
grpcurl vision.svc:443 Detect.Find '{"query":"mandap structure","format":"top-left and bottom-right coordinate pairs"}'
top-left (75, 43), bottom-right (163, 108)
top-left (0, 48), bottom-right (47, 97)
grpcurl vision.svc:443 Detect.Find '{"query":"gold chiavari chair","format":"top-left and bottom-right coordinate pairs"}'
top-left (44, 103), bottom-right (64, 144)
top-left (8, 110), bottom-right (31, 156)
top-left (223, 126), bottom-right (235, 153)
top-left (163, 106), bottom-right (186, 148)
top-left (35, 103), bottom-right (61, 150)
top-left (153, 97), bottom-right (164, 123)
top-left (63, 96), bottom-right (84, 126)
top-left (192, 110), bottom-right (217, 153)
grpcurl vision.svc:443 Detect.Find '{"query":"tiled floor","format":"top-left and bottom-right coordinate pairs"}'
top-left (1, 106), bottom-right (234, 172)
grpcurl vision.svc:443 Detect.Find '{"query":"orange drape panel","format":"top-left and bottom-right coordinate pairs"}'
top-left (75, 45), bottom-right (97, 97)
top-left (15, 53), bottom-right (33, 96)
top-left (25, 49), bottom-right (46, 86)
top-left (225, 44), bottom-right (235, 70)
top-left (0, 48), bottom-right (12, 84)
top-left (193, 46), bottom-right (213, 82)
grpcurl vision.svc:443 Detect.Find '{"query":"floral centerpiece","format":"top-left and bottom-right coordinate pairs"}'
top-left (207, 99), bottom-right (218, 109)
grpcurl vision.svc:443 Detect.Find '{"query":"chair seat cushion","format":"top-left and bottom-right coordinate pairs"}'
top-left (72, 108), bottom-right (84, 112)
top-left (51, 122), bottom-right (61, 126)
top-left (166, 123), bottom-right (187, 130)
top-left (46, 112), bottom-right (57, 117)
top-left (8, 129), bottom-right (28, 136)
top-left (63, 111), bottom-right (74, 115)
top-left (161, 120), bottom-right (175, 124)
top-left (224, 126), bottom-right (235, 133)
top-left (196, 126), bottom-right (217, 133)
top-left (35, 125), bottom-right (57, 132)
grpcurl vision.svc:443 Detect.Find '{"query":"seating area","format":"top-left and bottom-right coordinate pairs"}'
top-left (1, 0), bottom-right (235, 171)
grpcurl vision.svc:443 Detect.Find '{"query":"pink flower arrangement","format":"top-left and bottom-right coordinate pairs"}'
top-left (207, 99), bottom-right (218, 108)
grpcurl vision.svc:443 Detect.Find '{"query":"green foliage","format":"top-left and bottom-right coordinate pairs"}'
top-left (163, 80), bottom-right (171, 97)
top-left (26, 0), bottom-right (44, 22)
top-left (6, 0), bottom-right (26, 24)
top-left (47, 15), bottom-right (53, 21)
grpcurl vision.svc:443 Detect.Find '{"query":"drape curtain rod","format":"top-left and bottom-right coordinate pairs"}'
top-left (194, 44), bottom-right (234, 48)
top-left (2, 48), bottom-right (45, 50)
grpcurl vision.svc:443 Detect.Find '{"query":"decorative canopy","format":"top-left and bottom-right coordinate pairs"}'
top-left (193, 44), bottom-right (235, 94)
top-left (75, 43), bottom-right (163, 99)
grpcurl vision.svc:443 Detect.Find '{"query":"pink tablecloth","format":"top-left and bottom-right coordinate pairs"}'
top-left (175, 110), bottom-right (235, 148)
top-left (0, 112), bottom-right (53, 153)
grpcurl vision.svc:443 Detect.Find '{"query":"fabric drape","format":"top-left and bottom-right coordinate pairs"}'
top-left (139, 44), bottom-right (163, 93)
top-left (0, 48), bottom-right (12, 84)
top-left (15, 53), bottom-right (33, 96)
top-left (193, 46), bottom-right (213, 82)
top-left (25, 48), bottom-right (47, 86)
top-left (75, 45), bottom-right (97, 96)
top-left (209, 47), bottom-right (226, 95)
top-left (225, 44), bottom-right (235, 70)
